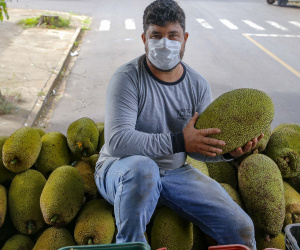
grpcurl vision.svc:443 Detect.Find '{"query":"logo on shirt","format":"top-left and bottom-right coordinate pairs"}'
top-left (177, 109), bottom-right (192, 120)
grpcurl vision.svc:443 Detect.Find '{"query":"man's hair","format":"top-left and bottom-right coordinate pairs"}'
top-left (143, 0), bottom-right (186, 34)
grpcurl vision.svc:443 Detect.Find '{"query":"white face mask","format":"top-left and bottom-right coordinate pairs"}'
top-left (147, 37), bottom-right (182, 71)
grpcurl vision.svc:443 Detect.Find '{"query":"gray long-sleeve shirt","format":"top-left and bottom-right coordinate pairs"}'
top-left (97, 55), bottom-right (229, 170)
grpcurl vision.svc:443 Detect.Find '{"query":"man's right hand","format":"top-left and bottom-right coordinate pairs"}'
top-left (183, 112), bottom-right (226, 157)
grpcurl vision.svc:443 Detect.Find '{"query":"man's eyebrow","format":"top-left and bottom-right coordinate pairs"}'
top-left (150, 31), bottom-right (161, 34)
top-left (168, 30), bottom-right (180, 34)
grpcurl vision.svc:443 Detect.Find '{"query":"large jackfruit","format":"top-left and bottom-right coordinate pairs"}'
top-left (195, 88), bottom-right (274, 154)
top-left (74, 199), bottom-right (115, 245)
top-left (0, 185), bottom-right (7, 228)
top-left (186, 156), bottom-right (209, 176)
top-left (40, 165), bottom-right (85, 227)
top-left (255, 230), bottom-right (285, 250)
top-left (2, 127), bottom-right (42, 173)
top-left (283, 181), bottom-right (300, 228)
top-left (151, 206), bottom-right (193, 250)
top-left (0, 136), bottom-right (15, 185)
top-left (220, 183), bottom-right (244, 209)
top-left (9, 169), bottom-right (46, 235)
top-left (32, 227), bottom-right (75, 250)
top-left (36, 131), bottom-right (71, 178)
top-left (2, 234), bottom-right (34, 250)
top-left (67, 117), bottom-right (99, 159)
top-left (265, 123), bottom-right (300, 178)
top-left (238, 154), bottom-right (285, 238)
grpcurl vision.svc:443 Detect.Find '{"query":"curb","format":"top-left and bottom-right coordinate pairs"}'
top-left (23, 26), bottom-right (82, 128)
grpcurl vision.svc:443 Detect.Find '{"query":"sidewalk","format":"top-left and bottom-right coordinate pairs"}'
top-left (0, 9), bottom-right (89, 136)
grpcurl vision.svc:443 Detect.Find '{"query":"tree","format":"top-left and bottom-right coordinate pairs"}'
top-left (0, 0), bottom-right (9, 22)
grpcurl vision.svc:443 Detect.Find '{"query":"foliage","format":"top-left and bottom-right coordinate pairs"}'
top-left (0, 0), bottom-right (9, 22)
top-left (18, 15), bottom-right (71, 29)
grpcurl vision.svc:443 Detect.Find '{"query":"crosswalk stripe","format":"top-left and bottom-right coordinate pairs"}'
top-left (99, 20), bottom-right (110, 31)
top-left (125, 19), bottom-right (136, 30)
top-left (242, 20), bottom-right (265, 31)
top-left (219, 19), bottom-right (238, 30)
top-left (196, 19), bottom-right (214, 29)
top-left (289, 21), bottom-right (300, 28)
top-left (266, 21), bottom-right (288, 31)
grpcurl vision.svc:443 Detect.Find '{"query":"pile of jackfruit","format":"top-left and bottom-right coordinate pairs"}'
top-left (0, 88), bottom-right (299, 250)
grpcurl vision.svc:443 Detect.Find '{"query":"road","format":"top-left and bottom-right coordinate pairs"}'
top-left (8, 0), bottom-right (300, 134)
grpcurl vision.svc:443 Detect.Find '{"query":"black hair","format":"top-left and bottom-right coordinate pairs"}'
top-left (143, 0), bottom-right (186, 33)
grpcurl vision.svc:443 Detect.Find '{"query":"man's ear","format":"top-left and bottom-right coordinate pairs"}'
top-left (184, 32), bottom-right (189, 42)
top-left (141, 33), bottom-right (146, 44)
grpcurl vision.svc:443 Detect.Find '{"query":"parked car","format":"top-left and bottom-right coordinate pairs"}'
top-left (267, 0), bottom-right (300, 7)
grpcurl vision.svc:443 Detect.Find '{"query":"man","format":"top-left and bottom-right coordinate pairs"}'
top-left (95, 0), bottom-right (262, 249)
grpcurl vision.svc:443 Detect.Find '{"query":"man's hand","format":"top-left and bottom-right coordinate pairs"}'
top-left (183, 112), bottom-right (226, 157)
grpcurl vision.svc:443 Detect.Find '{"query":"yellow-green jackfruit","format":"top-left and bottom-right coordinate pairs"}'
top-left (186, 156), bottom-right (209, 176)
top-left (2, 234), bottom-right (34, 250)
top-left (2, 127), bottom-right (42, 173)
top-left (265, 123), bottom-right (300, 178)
top-left (0, 185), bottom-right (7, 228)
top-left (74, 199), bottom-right (115, 245)
top-left (220, 183), bottom-right (245, 209)
top-left (238, 154), bottom-right (285, 238)
top-left (9, 169), bottom-right (46, 234)
top-left (283, 181), bottom-right (300, 228)
top-left (89, 153), bottom-right (100, 171)
top-left (32, 128), bottom-right (46, 137)
top-left (96, 122), bottom-right (105, 151)
top-left (255, 230), bottom-right (285, 250)
top-left (0, 136), bottom-right (15, 184)
top-left (195, 88), bottom-right (274, 154)
top-left (36, 131), bottom-right (71, 178)
top-left (40, 165), bottom-right (85, 227)
top-left (67, 117), bottom-right (99, 159)
top-left (33, 227), bottom-right (75, 250)
top-left (151, 206), bottom-right (193, 250)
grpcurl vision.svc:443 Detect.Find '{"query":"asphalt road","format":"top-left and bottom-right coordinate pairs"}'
top-left (8, 0), bottom-right (300, 134)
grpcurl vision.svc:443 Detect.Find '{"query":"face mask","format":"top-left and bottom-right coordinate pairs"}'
top-left (147, 37), bottom-right (182, 71)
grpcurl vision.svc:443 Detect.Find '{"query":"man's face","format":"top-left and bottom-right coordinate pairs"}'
top-left (142, 22), bottom-right (189, 72)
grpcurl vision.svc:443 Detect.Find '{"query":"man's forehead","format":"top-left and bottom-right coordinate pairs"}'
top-left (146, 23), bottom-right (183, 34)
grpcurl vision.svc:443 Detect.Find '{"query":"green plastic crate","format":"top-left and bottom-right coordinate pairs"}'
top-left (58, 242), bottom-right (151, 250)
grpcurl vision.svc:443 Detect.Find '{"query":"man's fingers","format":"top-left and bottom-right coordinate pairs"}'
top-left (198, 128), bottom-right (222, 136)
top-left (189, 112), bottom-right (199, 126)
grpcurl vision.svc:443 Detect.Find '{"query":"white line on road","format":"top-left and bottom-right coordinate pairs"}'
top-left (99, 20), bottom-right (110, 31)
top-left (244, 33), bottom-right (300, 38)
top-left (289, 21), bottom-right (300, 28)
top-left (196, 19), bottom-right (214, 29)
top-left (242, 20), bottom-right (265, 31)
top-left (125, 19), bottom-right (136, 30)
top-left (266, 21), bottom-right (288, 31)
top-left (219, 19), bottom-right (238, 30)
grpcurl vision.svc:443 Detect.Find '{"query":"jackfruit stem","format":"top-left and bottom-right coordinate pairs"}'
top-left (293, 214), bottom-right (299, 221)
top-left (10, 159), bottom-right (18, 165)
top-left (88, 238), bottom-right (93, 245)
top-left (27, 221), bottom-right (35, 234)
top-left (253, 149), bottom-right (259, 154)
top-left (285, 157), bottom-right (291, 163)
top-left (51, 214), bottom-right (59, 223)
top-left (264, 234), bottom-right (270, 242)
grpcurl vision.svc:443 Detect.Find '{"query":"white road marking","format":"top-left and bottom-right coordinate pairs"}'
top-left (289, 21), bottom-right (300, 28)
top-left (99, 20), bottom-right (110, 31)
top-left (244, 33), bottom-right (300, 38)
top-left (219, 19), bottom-right (238, 30)
top-left (266, 21), bottom-right (288, 31)
top-left (196, 19), bottom-right (214, 29)
top-left (242, 20), bottom-right (265, 31)
top-left (125, 19), bottom-right (136, 30)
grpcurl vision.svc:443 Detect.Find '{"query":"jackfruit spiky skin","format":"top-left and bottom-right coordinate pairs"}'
top-left (265, 123), bottom-right (300, 178)
top-left (186, 156), bottom-right (209, 176)
top-left (2, 127), bottom-right (42, 173)
top-left (36, 132), bottom-right (72, 178)
top-left (74, 199), bottom-right (115, 245)
top-left (40, 165), bottom-right (85, 227)
top-left (255, 230), bottom-right (285, 250)
top-left (0, 136), bottom-right (15, 185)
top-left (195, 88), bottom-right (274, 154)
top-left (151, 206), bottom-right (193, 250)
top-left (89, 154), bottom-right (99, 171)
top-left (9, 169), bottom-right (46, 235)
top-left (2, 234), bottom-right (34, 250)
top-left (238, 154), bottom-right (285, 237)
top-left (206, 161), bottom-right (237, 188)
top-left (0, 185), bottom-right (7, 228)
top-left (32, 227), bottom-right (75, 250)
top-left (220, 183), bottom-right (245, 209)
top-left (67, 117), bottom-right (99, 160)
top-left (283, 181), bottom-right (300, 228)
top-left (96, 122), bottom-right (105, 151)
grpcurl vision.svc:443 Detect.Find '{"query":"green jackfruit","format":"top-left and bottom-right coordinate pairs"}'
top-left (151, 206), bottom-right (193, 250)
top-left (36, 131), bottom-right (71, 178)
top-left (32, 128), bottom-right (46, 137)
top-left (186, 156), bottom-right (209, 176)
top-left (0, 136), bottom-right (15, 185)
top-left (283, 181), bottom-right (300, 228)
top-left (89, 154), bottom-right (100, 171)
top-left (0, 185), bottom-right (7, 228)
top-left (2, 234), bottom-right (34, 250)
top-left (2, 127), bottom-right (42, 173)
top-left (9, 169), bottom-right (46, 234)
top-left (33, 227), bottom-right (75, 250)
top-left (195, 88), bottom-right (274, 154)
top-left (265, 123), bottom-right (300, 178)
top-left (206, 161), bottom-right (237, 188)
top-left (220, 183), bottom-right (244, 209)
top-left (67, 117), bottom-right (99, 159)
top-left (40, 165), bottom-right (84, 227)
top-left (256, 230), bottom-right (285, 250)
top-left (238, 154), bottom-right (285, 238)
top-left (96, 122), bottom-right (105, 151)
top-left (74, 199), bottom-right (115, 245)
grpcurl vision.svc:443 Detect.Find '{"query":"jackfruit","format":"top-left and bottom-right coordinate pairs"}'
top-left (32, 128), bottom-right (46, 137)
top-left (1, 234), bottom-right (34, 250)
top-left (89, 153), bottom-right (100, 171)
top-left (238, 154), bottom-right (285, 238)
top-left (256, 230), bottom-right (285, 250)
top-left (265, 123), bottom-right (300, 178)
top-left (283, 181), bottom-right (300, 228)
top-left (0, 136), bottom-right (15, 185)
top-left (96, 122), bottom-right (105, 151)
top-left (220, 183), bottom-right (244, 209)
top-left (0, 185), bottom-right (7, 228)
top-left (151, 206), bottom-right (193, 250)
top-left (36, 131), bottom-right (71, 178)
top-left (2, 127), bottom-right (42, 173)
top-left (32, 227), bottom-right (75, 250)
top-left (284, 175), bottom-right (300, 194)
top-left (74, 199), bottom-right (115, 245)
top-left (9, 169), bottom-right (46, 234)
top-left (67, 117), bottom-right (99, 160)
top-left (186, 156), bottom-right (209, 176)
top-left (206, 161), bottom-right (237, 188)
top-left (195, 88), bottom-right (274, 154)
top-left (40, 165), bottom-right (85, 227)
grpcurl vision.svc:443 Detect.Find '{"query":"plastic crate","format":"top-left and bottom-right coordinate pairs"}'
top-left (58, 242), bottom-right (151, 250)
top-left (208, 244), bottom-right (251, 250)
top-left (285, 223), bottom-right (300, 250)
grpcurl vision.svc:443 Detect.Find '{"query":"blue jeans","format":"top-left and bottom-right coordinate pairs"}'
top-left (94, 155), bottom-right (256, 249)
